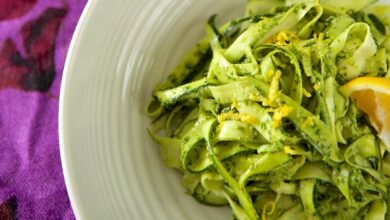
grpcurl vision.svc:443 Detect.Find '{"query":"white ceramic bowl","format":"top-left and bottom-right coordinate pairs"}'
top-left (59, 0), bottom-right (245, 219)
top-left (59, 0), bottom-right (390, 219)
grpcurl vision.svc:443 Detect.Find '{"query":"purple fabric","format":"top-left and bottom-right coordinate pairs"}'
top-left (0, 0), bottom-right (87, 219)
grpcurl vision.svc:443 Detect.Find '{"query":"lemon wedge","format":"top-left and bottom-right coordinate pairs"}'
top-left (340, 77), bottom-right (390, 148)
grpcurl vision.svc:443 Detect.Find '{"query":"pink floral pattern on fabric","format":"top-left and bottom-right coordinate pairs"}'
top-left (0, 0), bottom-right (87, 219)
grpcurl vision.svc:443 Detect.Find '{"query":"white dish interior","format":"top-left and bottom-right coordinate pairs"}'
top-left (60, 0), bottom-right (245, 219)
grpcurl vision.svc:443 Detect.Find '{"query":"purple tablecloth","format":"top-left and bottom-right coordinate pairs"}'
top-left (0, 0), bottom-right (87, 219)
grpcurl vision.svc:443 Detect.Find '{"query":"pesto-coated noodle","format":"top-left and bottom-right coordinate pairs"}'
top-left (147, 0), bottom-right (390, 219)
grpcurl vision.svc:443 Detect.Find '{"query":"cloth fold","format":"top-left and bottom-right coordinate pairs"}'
top-left (0, 0), bottom-right (87, 219)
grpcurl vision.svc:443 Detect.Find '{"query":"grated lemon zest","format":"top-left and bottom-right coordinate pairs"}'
top-left (303, 88), bottom-right (312, 98)
top-left (272, 105), bottom-right (294, 128)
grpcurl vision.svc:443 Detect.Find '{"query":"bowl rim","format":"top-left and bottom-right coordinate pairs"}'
top-left (58, 0), bottom-right (94, 219)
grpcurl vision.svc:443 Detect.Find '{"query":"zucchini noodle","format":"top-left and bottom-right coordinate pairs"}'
top-left (147, 0), bottom-right (390, 219)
